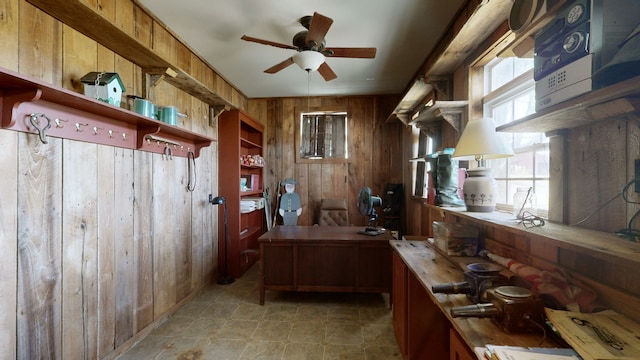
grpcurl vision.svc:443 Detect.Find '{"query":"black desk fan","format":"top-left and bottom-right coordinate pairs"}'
top-left (357, 186), bottom-right (385, 236)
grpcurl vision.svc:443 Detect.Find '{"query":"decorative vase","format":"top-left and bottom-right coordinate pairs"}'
top-left (462, 168), bottom-right (497, 212)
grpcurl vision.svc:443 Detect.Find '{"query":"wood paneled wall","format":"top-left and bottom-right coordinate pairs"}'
top-left (0, 0), bottom-right (226, 358)
top-left (248, 95), bottom-right (404, 227)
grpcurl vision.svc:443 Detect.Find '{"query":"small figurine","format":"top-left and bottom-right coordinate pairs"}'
top-left (278, 178), bottom-right (302, 226)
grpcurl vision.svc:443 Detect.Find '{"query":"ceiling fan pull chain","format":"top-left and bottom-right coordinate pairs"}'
top-left (307, 70), bottom-right (311, 113)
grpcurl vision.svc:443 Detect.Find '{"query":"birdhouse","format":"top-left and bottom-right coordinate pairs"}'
top-left (80, 72), bottom-right (126, 107)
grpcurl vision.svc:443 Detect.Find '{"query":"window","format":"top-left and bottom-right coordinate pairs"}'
top-left (480, 57), bottom-right (549, 214)
top-left (295, 107), bottom-right (349, 163)
top-left (412, 127), bottom-right (434, 197)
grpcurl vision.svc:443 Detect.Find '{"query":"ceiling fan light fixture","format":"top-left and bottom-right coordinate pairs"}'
top-left (293, 50), bottom-right (325, 72)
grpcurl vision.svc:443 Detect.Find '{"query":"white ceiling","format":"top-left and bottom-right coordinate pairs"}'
top-left (138, 0), bottom-right (465, 98)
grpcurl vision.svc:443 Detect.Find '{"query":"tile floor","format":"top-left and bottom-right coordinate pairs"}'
top-left (117, 262), bottom-right (402, 360)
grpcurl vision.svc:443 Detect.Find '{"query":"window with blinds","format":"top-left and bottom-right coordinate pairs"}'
top-left (299, 112), bottom-right (347, 160)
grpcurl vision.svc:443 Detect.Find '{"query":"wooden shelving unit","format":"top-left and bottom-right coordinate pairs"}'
top-left (218, 109), bottom-right (265, 278)
top-left (0, 67), bottom-right (213, 158)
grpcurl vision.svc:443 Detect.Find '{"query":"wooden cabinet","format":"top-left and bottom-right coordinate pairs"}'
top-left (218, 109), bottom-right (265, 278)
top-left (392, 251), bottom-right (409, 359)
top-left (392, 250), bottom-right (450, 360)
top-left (449, 328), bottom-right (475, 360)
top-left (391, 240), bottom-right (561, 360)
top-left (407, 268), bottom-right (450, 360)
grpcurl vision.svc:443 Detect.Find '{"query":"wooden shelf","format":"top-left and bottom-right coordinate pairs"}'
top-left (409, 101), bottom-right (468, 131)
top-left (241, 138), bottom-right (262, 149)
top-left (423, 204), bottom-right (640, 269)
top-left (0, 67), bottom-right (213, 158)
top-left (497, 74), bottom-right (640, 133)
top-left (26, 0), bottom-right (235, 110)
top-left (388, 0), bottom-right (511, 123)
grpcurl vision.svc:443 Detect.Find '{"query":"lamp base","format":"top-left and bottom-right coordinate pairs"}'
top-left (462, 168), bottom-right (497, 213)
top-left (216, 275), bottom-right (235, 285)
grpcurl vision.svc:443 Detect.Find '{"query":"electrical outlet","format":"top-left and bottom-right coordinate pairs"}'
top-left (636, 160), bottom-right (640, 193)
top-left (209, 194), bottom-right (213, 203)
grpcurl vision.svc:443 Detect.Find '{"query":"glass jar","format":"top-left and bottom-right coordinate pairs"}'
top-left (513, 187), bottom-right (536, 219)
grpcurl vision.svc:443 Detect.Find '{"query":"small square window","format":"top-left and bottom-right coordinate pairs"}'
top-left (295, 107), bottom-right (349, 163)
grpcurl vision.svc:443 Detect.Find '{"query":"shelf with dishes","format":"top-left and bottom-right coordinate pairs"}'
top-left (0, 67), bottom-right (214, 158)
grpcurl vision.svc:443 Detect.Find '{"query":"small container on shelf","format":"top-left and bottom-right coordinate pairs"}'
top-left (432, 222), bottom-right (480, 256)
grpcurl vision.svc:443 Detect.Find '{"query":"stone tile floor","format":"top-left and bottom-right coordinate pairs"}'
top-left (117, 262), bottom-right (401, 360)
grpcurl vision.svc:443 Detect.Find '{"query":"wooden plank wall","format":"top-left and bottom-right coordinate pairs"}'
top-left (566, 115), bottom-right (640, 232)
top-left (0, 0), bottom-right (225, 358)
top-left (248, 95), bottom-right (403, 227)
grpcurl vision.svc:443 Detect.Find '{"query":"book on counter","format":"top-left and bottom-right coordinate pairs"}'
top-left (545, 308), bottom-right (640, 360)
top-left (482, 345), bottom-right (581, 360)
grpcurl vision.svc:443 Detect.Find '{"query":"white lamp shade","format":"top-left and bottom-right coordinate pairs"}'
top-left (452, 117), bottom-right (513, 161)
top-left (292, 50), bottom-right (326, 72)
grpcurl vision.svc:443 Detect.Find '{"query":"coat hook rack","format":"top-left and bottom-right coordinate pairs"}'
top-left (145, 134), bottom-right (182, 148)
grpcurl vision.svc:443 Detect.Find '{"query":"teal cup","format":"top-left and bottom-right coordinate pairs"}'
top-left (159, 106), bottom-right (178, 125)
top-left (133, 98), bottom-right (154, 118)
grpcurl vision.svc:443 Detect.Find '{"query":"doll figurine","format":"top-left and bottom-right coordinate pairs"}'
top-left (278, 178), bottom-right (302, 225)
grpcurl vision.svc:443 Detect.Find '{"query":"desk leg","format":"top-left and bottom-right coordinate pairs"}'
top-left (259, 244), bottom-right (265, 305)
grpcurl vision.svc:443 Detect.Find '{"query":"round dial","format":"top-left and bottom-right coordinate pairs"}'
top-left (563, 31), bottom-right (585, 53)
top-left (567, 4), bottom-right (584, 24)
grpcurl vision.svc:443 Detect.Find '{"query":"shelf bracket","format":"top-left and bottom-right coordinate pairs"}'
top-left (210, 105), bottom-right (230, 127)
top-left (425, 75), bottom-right (452, 100)
top-left (409, 101), bottom-right (467, 132)
top-left (393, 113), bottom-right (411, 125)
top-left (146, 67), bottom-right (178, 89)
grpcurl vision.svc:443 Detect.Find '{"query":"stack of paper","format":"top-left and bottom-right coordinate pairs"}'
top-left (242, 197), bottom-right (265, 209)
top-left (240, 200), bottom-right (256, 213)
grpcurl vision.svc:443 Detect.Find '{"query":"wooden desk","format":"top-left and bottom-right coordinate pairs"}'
top-left (257, 226), bottom-right (393, 305)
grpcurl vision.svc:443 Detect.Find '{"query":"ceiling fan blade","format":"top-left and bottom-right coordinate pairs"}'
top-left (324, 47), bottom-right (377, 58)
top-left (318, 62), bottom-right (337, 81)
top-left (241, 35), bottom-right (298, 50)
top-left (305, 12), bottom-right (333, 49)
top-left (264, 57), bottom-right (295, 74)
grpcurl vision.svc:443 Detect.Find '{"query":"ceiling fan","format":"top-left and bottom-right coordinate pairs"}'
top-left (241, 12), bottom-right (376, 81)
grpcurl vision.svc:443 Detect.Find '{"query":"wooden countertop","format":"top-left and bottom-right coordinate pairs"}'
top-left (258, 226), bottom-right (394, 242)
top-left (390, 240), bottom-right (560, 351)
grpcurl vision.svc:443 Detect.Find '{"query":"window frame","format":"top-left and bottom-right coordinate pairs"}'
top-left (470, 55), bottom-right (550, 216)
top-left (294, 106), bottom-right (350, 164)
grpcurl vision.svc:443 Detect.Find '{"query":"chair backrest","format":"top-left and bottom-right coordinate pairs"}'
top-left (318, 198), bottom-right (349, 226)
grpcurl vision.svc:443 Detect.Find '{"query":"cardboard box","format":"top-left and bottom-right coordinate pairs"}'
top-left (432, 222), bottom-right (479, 256)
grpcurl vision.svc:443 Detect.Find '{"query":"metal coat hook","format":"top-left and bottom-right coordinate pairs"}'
top-left (187, 150), bottom-right (196, 191)
top-left (109, 130), bottom-right (117, 138)
top-left (75, 122), bottom-right (89, 132)
top-left (163, 144), bottom-right (173, 160)
top-left (93, 126), bottom-right (104, 135)
top-left (29, 113), bottom-right (52, 144)
top-left (54, 118), bottom-right (68, 128)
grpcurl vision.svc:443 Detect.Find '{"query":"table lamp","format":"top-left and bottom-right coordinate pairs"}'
top-left (452, 117), bottom-right (513, 212)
